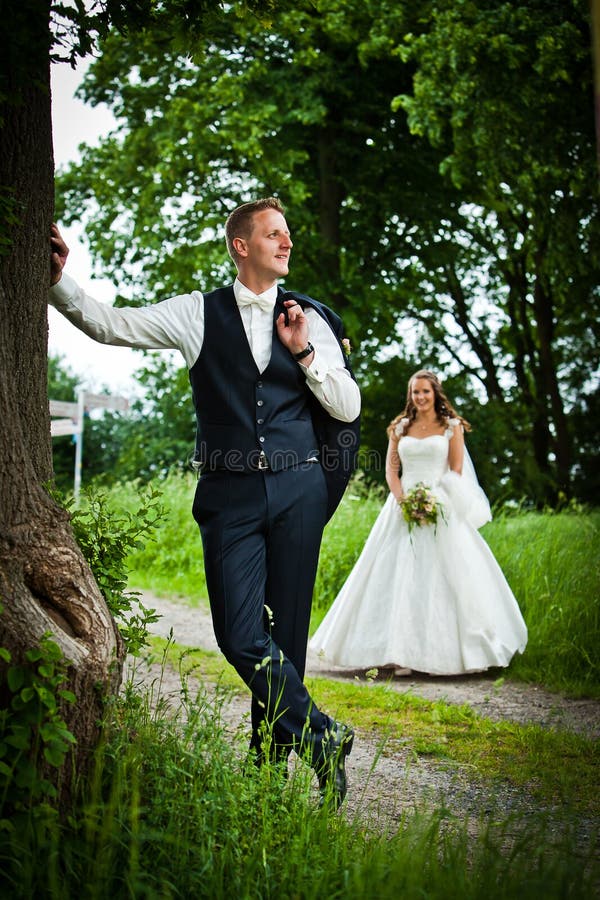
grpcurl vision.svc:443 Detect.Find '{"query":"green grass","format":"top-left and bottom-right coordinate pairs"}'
top-left (482, 509), bottom-right (600, 694)
top-left (2, 659), bottom-right (596, 899)
top-left (312, 473), bottom-right (386, 618)
top-left (5, 478), bottom-right (589, 898)
top-left (110, 473), bottom-right (600, 697)
top-left (145, 637), bottom-right (600, 818)
top-left (106, 473), bottom-right (210, 602)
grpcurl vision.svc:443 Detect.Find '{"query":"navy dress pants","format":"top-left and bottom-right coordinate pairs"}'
top-left (192, 462), bottom-right (332, 763)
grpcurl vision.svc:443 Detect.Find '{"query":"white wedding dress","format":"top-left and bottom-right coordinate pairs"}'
top-left (310, 420), bottom-right (528, 675)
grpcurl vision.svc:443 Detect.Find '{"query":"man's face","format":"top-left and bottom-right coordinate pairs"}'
top-left (238, 209), bottom-right (293, 284)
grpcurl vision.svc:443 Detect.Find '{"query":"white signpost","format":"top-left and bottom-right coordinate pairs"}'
top-left (49, 390), bottom-right (129, 498)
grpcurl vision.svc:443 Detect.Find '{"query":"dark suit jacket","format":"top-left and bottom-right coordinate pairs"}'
top-left (279, 289), bottom-right (361, 522)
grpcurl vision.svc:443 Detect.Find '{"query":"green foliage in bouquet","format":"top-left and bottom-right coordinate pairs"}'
top-left (399, 483), bottom-right (445, 533)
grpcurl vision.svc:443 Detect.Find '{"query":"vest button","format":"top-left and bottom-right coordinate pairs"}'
top-left (259, 436), bottom-right (265, 443)
top-left (257, 400), bottom-right (264, 406)
top-left (256, 381), bottom-right (263, 388)
top-left (257, 418), bottom-right (264, 425)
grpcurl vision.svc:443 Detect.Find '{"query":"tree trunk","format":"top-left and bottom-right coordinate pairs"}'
top-left (504, 268), bottom-right (554, 491)
top-left (0, 1), bottom-right (123, 808)
top-left (533, 277), bottom-right (572, 496)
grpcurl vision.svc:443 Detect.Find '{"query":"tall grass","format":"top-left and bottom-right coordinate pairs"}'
top-left (1, 660), bottom-right (595, 898)
top-left (483, 509), bottom-right (600, 694)
top-left (109, 472), bottom-right (209, 602)
top-left (6, 478), bottom-right (593, 897)
top-left (313, 473), bottom-right (385, 616)
top-left (107, 473), bottom-right (599, 695)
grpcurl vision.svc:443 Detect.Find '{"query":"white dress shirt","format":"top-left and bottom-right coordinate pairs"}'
top-left (49, 273), bottom-right (361, 422)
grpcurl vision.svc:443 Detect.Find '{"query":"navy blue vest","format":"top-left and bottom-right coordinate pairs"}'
top-left (190, 286), bottom-right (319, 472)
top-left (191, 285), bottom-right (361, 520)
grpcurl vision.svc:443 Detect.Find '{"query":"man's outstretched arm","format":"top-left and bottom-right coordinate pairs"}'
top-left (48, 224), bottom-right (204, 366)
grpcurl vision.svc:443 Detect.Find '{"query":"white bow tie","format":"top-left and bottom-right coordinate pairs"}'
top-left (236, 286), bottom-right (276, 314)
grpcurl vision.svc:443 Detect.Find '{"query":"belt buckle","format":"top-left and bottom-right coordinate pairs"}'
top-left (257, 452), bottom-right (269, 471)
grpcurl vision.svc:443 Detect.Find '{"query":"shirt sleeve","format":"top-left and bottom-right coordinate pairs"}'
top-left (49, 273), bottom-right (205, 369)
top-left (302, 309), bottom-right (361, 423)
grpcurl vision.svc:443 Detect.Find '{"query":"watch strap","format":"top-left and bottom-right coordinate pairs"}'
top-left (293, 341), bottom-right (314, 361)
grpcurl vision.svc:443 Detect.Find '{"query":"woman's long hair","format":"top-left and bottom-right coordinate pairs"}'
top-left (386, 370), bottom-right (471, 438)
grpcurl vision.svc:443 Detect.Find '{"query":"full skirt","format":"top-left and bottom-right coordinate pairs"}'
top-left (310, 494), bottom-right (527, 675)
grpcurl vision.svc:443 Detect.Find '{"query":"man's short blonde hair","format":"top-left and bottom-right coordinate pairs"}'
top-left (225, 197), bottom-right (285, 260)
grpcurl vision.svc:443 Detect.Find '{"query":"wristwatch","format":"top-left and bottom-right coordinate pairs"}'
top-left (293, 342), bottom-right (314, 361)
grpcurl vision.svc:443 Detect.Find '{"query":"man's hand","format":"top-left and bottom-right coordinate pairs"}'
top-left (50, 223), bottom-right (69, 285)
top-left (276, 299), bottom-right (314, 366)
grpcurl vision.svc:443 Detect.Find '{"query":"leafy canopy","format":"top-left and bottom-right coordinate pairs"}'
top-left (54, 0), bottom-right (599, 502)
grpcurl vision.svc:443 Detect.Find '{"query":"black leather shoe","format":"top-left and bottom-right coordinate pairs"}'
top-left (317, 722), bottom-right (354, 809)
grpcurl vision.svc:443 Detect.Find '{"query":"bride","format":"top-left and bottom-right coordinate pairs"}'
top-left (310, 370), bottom-right (528, 676)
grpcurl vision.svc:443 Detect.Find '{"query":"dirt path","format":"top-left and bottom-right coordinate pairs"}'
top-left (138, 591), bottom-right (600, 738)
top-left (128, 591), bottom-right (599, 838)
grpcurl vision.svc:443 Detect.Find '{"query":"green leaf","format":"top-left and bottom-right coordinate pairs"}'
top-left (59, 690), bottom-right (77, 704)
top-left (6, 727), bottom-right (32, 750)
top-left (43, 745), bottom-right (67, 767)
top-left (7, 666), bottom-right (25, 692)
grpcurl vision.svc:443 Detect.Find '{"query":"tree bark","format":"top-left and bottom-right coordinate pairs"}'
top-left (0, 0), bottom-right (123, 807)
top-left (504, 268), bottom-right (553, 484)
top-left (532, 276), bottom-right (572, 496)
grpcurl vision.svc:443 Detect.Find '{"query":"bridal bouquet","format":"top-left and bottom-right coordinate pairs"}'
top-left (399, 483), bottom-right (445, 534)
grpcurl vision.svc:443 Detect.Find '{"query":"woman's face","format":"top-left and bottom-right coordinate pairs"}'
top-left (410, 378), bottom-right (436, 414)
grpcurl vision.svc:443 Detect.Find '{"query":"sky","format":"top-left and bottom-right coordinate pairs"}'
top-left (49, 59), bottom-right (147, 398)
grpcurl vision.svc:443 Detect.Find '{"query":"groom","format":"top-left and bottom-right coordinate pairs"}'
top-left (50, 197), bottom-right (360, 806)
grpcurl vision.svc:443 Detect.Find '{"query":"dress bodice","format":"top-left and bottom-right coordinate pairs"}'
top-left (399, 435), bottom-right (449, 491)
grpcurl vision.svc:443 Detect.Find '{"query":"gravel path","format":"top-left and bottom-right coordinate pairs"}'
top-left (128, 591), bottom-right (599, 838)
top-left (138, 591), bottom-right (600, 738)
